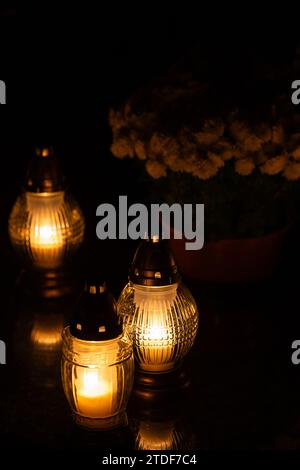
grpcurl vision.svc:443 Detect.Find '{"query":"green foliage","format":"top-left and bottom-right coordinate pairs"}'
top-left (139, 161), bottom-right (299, 240)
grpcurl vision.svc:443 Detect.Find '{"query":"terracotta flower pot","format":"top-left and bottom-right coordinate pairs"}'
top-left (169, 226), bottom-right (291, 283)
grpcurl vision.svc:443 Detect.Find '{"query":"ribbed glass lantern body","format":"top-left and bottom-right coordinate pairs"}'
top-left (117, 282), bottom-right (198, 373)
top-left (61, 327), bottom-right (134, 425)
top-left (9, 191), bottom-right (85, 270)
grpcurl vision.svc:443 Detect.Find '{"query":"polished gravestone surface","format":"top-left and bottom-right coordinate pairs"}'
top-left (0, 228), bottom-right (299, 451)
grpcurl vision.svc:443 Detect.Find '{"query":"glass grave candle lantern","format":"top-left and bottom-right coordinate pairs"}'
top-left (61, 281), bottom-right (134, 430)
top-left (8, 147), bottom-right (85, 297)
top-left (117, 238), bottom-right (199, 374)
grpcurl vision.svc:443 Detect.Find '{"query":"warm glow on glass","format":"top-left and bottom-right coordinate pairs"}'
top-left (148, 326), bottom-right (168, 341)
top-left (82, 369), bottom-right (109, 397)
top-left (32, 224), bottom-right (62, 247)
top-left (61, 328), bottom-right (134, 425)
top-left (9, 191), bottom-right (84, 270)
top-left (117, 283), bottom-right (198, 373)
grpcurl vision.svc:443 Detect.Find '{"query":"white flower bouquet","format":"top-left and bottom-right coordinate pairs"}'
top-left (109, 48), bottom-right (300, 241)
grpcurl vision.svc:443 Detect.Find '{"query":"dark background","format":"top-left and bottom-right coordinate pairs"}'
top-left (0, 9), bottom-right (300, 454)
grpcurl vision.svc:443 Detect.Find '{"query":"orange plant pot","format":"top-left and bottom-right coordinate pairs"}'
top-left (169, 226), bottom-right (290, 283)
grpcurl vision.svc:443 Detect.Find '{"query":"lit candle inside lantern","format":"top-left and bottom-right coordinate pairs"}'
top-left (30, 223), bottom-right (64, 266)
top-left (133, 285), bottom-right (177, 372)
top-left (146, 325), bottom-right (170, 370)
top-left (32, 224), bottom-right (62, 247)
top-left (27, 193), bottom-right (66, 269)
top-left (75, 367), bottom-right (115, 418)
top-left (62, 333), bottom-right (132, 422)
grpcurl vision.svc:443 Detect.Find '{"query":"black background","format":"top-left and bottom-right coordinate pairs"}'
top-left (0, 8), bottom-right (300, 456)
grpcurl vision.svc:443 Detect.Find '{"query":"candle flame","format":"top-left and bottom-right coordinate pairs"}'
top-left (148, 325), bottom-right (168, 341)
top-left (33, 224), bottom-right (61, 246)
top-left (82, 369), bottom-right (110, 398)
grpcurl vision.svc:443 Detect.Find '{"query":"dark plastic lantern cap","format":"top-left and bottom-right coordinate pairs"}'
top-left (70, 280), bottom-right (123, 341)
top-left (26, 146), bottom-right (66, 193)
top-left (129, 237), bottom-right (180, 287)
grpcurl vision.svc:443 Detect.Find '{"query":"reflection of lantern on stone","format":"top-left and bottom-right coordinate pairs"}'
top-left (136, 420), bottom-right (183, 450)
top-left (118, 238), bottom-right (199, 373)
top-left (8, 146), bottom-right (85, 297)
top-left (30, 313), bottom-right (64, 351)
top-left (13, 295), bottom-right (72, 390)
top-left (130, 369), bottom-right (194, 451)
top-left (61, 281), bottom-right (134, 430)
top-left (29, 313), bottom-right (65, 389)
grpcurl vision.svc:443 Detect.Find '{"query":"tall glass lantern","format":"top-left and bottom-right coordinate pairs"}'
top-left (117, 238), bottom-right (199, 373)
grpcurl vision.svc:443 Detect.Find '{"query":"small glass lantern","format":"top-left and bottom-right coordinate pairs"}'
top-left (62, 281), bottom-right (134, 430)
top-left (8, 147), bottom-right (85, 296)
top-left (117, 238), bottom-right (199, 373)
